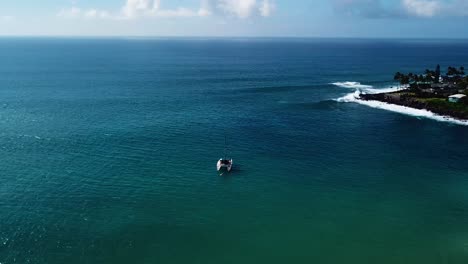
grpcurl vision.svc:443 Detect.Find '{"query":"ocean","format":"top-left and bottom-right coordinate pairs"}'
top-left (1, 38), bottom-right (468, 263)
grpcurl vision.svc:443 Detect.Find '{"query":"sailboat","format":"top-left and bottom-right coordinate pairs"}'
top-left (217, 136), bottom-right (233, 172)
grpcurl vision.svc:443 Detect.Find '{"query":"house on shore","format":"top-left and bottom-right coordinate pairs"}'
top-left (448, 94), bottom-right (466, 103)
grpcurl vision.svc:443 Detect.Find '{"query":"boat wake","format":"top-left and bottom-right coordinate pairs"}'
top-left (332, 81), bottom-right (468, 126)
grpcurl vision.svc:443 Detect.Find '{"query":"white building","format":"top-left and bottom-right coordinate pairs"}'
top-left (448, 94), bottom-right (466, 103)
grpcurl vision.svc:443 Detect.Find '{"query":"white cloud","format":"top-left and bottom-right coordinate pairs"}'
top-left (122, 0), bottom-right (157, 18)
top-left (1, 15), bottom-right (14, 22)
top-left (217, 0), bottom-right (257, 18)
top-left (198, 0), bottom-right (212, 16)
top-left (215, 0), bottom-right (274, 18)
top-left (84, 9), bottom-right (112, 19)
top-left (57, 7), bottom-right (82, 18)
top-left (332, 0), bottom-right (468, 18)
top-left (58, 6), bottom-right (113, 20)
top-left (155, 8), bottom-right (206, 17)
top-left (402, 0), bottom-right (468, 17)
top-left (84, 9), bottom-right (98, 18)
top-left (402, 0), bottom-right (440, 17)
top-left (57, 0), bottom-right (274, 20)
top-left (121, 0), bottom-right (211, 18)
top-left (259, 0), bottom-right (275, 17)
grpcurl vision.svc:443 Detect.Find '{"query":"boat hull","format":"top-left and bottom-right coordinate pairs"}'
top-left (217, 159), bottom-right (233, 172)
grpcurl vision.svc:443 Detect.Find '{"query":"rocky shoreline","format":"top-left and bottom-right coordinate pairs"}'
top-left (360, 91), bottom-right (468, 120)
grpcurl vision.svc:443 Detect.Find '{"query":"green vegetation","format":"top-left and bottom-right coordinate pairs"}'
top-left (459, 76), bottom-right (468, 91)
top-left (419, 98), bottom-right (468, 116)
top-left (447, 66), bottom-right (465, 76)
top-left (394, 65), bottom-right (467, 90)
top-left (362, 65), bottom-right (468, 120)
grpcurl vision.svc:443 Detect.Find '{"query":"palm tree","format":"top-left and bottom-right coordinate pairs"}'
top-left (400, 75), bottom-right (410, 86)
top-left (408, 72), bottom-right (414, 81)
top-left (394, 72), bottom-right (402, 82)
top-left (448, 66), bottom-right (458, 76)
top-left (435, 64), bottom-right (441, 77)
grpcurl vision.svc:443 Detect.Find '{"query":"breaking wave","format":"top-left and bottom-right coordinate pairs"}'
top-left (332, 81), bottom-right (403, 94)
top-left (333, 81), bottom-right (468, 126)
top-left (331, 82), bottom-right (373, 89)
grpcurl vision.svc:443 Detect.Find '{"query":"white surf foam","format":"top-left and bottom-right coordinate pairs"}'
top-left (331, 81), bottom-right (373, 89)
top-left (336, 90), bottom-right (362, 103)
top-left (332, 81), bottom-right (403, 94)
top-left (334, 82), bottom-right (468, 126)
top-left (364, 86), bottom-right (404, 94)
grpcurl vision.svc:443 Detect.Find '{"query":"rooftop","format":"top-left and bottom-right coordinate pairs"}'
top-left (449, 94), bottom-right (466, 99)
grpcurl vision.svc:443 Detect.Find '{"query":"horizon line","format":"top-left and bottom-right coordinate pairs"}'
top-left (1, 35), bottom-right (468, 40)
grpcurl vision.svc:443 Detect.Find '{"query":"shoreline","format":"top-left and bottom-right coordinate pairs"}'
top-left (360, 90), bottom-right (468, 121)
top-left (351, 91), bottom-right (468, 125)
top-left (332, 81), bottom-right (468, 126)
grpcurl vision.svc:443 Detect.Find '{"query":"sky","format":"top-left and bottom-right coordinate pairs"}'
top-left (0, 0), bottom-right (468, 38)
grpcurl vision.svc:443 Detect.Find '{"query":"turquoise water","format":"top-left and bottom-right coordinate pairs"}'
top-left (1, 38), bottom-right (468, 263)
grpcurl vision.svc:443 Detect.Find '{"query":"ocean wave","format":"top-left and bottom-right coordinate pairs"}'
top-left (365, 87), bottom-right (404, 94)
top-left (331, 82), bottom-right (373, 89)
top-left (334, 83), bottom-right (468, 126)
top-left (332, 81), bottom-right (403, 94)
top-left (336, 90), bottom-right (362, 103)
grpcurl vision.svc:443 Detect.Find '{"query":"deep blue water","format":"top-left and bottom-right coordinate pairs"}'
top-left (1, 38), bottom-right (468, 263)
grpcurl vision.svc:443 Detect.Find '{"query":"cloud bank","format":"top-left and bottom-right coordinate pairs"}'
top-left (332, 0), bottom-right (468, 18)
top-left (402, 0), bottom-right (441, 17)
top-left (58, 0), bottom-right (275, 20)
